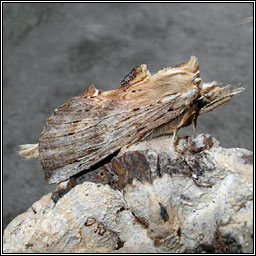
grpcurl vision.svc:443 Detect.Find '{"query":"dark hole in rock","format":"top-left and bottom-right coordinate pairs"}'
top-left (177, 227), bottom-right (181, 237)
top-left (116, 240), bottom-right (125, 250)
top-left (25, 243), bottom-right (33, 249)
top-left (159, 202), bottom-right (169, 222)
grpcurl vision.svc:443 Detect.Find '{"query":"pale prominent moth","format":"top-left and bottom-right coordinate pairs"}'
top-left (19, 56), bottom-right (244, 184)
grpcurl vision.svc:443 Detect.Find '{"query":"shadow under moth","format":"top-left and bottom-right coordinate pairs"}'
top-left (19, 56), bottom-right (244, 184)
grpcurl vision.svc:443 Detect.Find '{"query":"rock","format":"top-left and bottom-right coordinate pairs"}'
top-left (3, 134), bottom-right (253, 253)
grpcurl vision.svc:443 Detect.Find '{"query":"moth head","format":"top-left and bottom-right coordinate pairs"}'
top-left (197, 81), bottom-right (245, 115)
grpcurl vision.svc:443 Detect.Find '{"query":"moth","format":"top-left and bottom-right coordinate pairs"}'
top-left (19, 56), bottom-right (244, 184)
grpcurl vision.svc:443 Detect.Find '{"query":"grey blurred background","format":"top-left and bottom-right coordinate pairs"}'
top-left (3, 3), bottom-right (253, 230)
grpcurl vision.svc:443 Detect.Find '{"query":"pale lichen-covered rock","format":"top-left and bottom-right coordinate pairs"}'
top-left (3, 134), bottom-right (253, 253)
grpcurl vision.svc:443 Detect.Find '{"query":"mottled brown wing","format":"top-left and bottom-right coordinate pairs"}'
top-left (39, 97), bottom-right (187, 184)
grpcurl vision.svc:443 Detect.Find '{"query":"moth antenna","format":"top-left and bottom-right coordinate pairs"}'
top-left (19, 144), bottom-right (39, 160)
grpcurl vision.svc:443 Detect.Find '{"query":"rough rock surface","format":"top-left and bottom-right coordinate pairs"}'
top-left (3, 134), bottom-right (253, 253)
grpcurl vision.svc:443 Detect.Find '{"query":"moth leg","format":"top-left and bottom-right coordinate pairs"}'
top-left (171, 129), bottom-right (182, 153)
